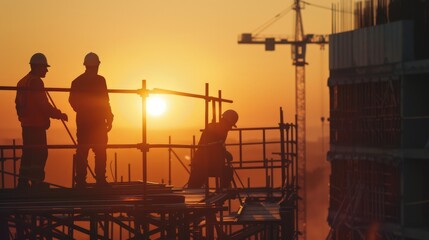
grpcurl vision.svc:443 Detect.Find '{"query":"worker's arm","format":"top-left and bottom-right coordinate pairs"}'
top-left (101, 77), bottom-right (114, 132)
top-left (33, 79), bottom-right (67, 121)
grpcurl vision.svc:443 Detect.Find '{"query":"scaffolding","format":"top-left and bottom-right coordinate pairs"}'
top-left (329, 79), bottom-right (401, 148)
top-left (328, 10), bottom-right (429, 238)
top-left (0, 81), bottom-right (299, 239)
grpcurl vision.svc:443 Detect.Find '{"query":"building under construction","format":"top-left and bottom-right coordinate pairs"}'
top-left (0, 82), bottom-right (300, 239)
top-left (328, 0), bottom-right (429, 239)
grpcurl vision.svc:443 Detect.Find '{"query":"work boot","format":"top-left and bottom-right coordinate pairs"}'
top-left (75, 181), bottom-right (88, 189)
top-left (96, 177), bottom-right (111, 188)
top-left (31, 181), bottom-right (50, 191)
top-left (17, 179), bottom-right (30, 191)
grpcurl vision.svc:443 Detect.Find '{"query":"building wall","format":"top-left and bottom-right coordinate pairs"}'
top-left (402, 74), bottom-right (429, 148)
top-left (403, 158), bottom-right (429, 228)
top-left (329, 21), bottom-right (414, 70)
top-left (328, 19), bottom-right (429, 240)
top-left (330, 79), bottom-right (401, 148)
top-left (328, 158), bottom-right (401, 223)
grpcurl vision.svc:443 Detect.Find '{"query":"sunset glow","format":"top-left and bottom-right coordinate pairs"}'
top-left (146, 96), bottom-right (167, 117)
top-left (0, 1), bottom-right (333, 238)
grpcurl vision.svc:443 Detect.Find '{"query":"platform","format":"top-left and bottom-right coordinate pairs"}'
top-left (0, 182), bottom-right (241, 239)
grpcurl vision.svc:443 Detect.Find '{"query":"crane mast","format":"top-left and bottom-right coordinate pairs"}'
top-left (293, 2), bottom-right (307, 239)
top-left (238, 1), bottom-right (328, 239)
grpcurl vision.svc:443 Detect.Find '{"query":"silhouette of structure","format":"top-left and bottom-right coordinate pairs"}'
top-left (1, 81), bottom-right (300, 239)
top-left (238, 1), bottom-right (328, 239)
top-left (328, 0), bottom-right (429, 239)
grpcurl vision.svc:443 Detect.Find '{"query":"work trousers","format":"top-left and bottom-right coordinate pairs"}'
top-left (187, 154), bottom-right (233, 189)
top-left (19, 127), bottom-right (48, 183)
top-left (74, 124), bottom-right (108, 183)
top-left (188, 164), bottom-right (233, 188)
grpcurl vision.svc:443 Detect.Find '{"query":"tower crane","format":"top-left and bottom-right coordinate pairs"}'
top-left (238, 1), bottom-right (328, 239)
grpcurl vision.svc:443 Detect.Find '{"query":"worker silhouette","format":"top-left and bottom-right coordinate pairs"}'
top-left (69, 52), bottom-right (114, 188)
top-left (15, 53), bottom-right (68, 190)
top-left (187, 110), bottom-right (238, 189)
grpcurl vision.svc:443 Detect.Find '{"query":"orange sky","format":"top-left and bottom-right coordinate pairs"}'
top-left (0, 0), bottom-right (332, 141)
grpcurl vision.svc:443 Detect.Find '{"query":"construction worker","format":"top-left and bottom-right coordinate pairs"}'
top-left (15, 53), bottom-right (68, 190)
top-left (69, 52), bottom-right (114, 188)
top-left (187, 109), bottom-right (238, 189)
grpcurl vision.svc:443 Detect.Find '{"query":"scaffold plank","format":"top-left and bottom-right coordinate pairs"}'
top-left (237, 201), bottom-right (280, 222)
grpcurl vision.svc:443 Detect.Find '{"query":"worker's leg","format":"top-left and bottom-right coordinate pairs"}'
top-left (20, 127), bottom-right (48, 187)
top-left (93, 127), bottom-right (109, 186)
top-left (30, 128), bottom-right (48, 185)
top-left (220, 165), bottom-right (233, 189)
top-left (188, 169), bottom-right (206, 188)
top-left (187, 156), bottom-right (207, 188)
top-left (75, 126), bottom-right (91, 186)
top-left (17, 127), bottom-right (34, 189)
top-left (93, 146), bottom-right (107, 184)
top-left (75, 146), bottom-right (90, 186)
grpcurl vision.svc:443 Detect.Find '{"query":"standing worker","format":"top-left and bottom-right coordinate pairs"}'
top-left (187, 109), bottom-right (239, 189)
top-left (15, 53), bottom-right (68, 190)
top-left (69, 52), bottom-right (114, 188)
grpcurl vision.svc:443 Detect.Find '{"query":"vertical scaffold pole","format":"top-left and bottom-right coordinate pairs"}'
top-left (114, 153), bottom-right (118, 183)
top-left (218, 90), bottom-right (222, 122)
top-left (205, 83), bottom-right (210, 196)
top-left (205, 83), bottom-right (209, 128)
top-left (279, 107), bottom-right (286, 186)
top-left (13, 140), bottom-right (17, 188)
top-left (169, 136), bottom-right (172, 185)
top-left (1, 149), bottom-right (4, 189)
top-left (142, 80), bottom-right (148, 199)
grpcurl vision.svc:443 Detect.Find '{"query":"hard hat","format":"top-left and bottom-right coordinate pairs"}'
top-left (29, 53), bottom-right (50, 67)
top-left (222, 109), bottom-right (239, 127)
top-left (83, 52), bottom-right (100, 66)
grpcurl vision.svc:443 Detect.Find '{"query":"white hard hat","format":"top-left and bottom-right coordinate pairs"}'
top-left (29, 53), bottom-right (50, 67)
top-left (222, 109), bottom-right (239, 127)
top-left (83, 52), bottom-right (100, 66)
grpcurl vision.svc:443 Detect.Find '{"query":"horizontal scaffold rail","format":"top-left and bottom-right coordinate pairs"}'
top-left (0, 143), bottom-right (196, 151)
top-left (0, 86), bottom-right (233, 103)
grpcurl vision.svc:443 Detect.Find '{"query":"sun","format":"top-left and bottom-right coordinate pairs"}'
top-left (146, 96), bottom-right (167, 117)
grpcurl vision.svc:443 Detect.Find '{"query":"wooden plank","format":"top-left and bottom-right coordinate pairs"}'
top-left (237, 202), bottom-right (281, 222)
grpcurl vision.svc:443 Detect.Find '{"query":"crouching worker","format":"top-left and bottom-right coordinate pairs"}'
top-left (187, 110), bottom-right (238, 189)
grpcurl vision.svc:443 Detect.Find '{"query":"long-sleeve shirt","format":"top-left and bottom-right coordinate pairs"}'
top-left (15, 73), bottom-right (62, 129)
top-left (193, 122), bottom-right (229, 176)
top-left (69, 72), bottom-right (113, 127)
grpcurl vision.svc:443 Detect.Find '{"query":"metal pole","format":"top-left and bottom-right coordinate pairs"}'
top-left (1, 149), bottom-right (4, 189)
top-left (168, 136), bottom-right (172, 185)
top-left (211, 100), bottom-right (216, 123)
top-left (115, 153), bottom-right (118, 183)
top-left (45, 91), bottom-right (96, 179)
top-left (205, 83), bottom-right (209, 196)
top-left (279, 107), bottom-right (286, 190)
top-left (263, 129), bottom-right (268, 193)
top-left (239, 130), bottom-right (243, 168)
top-left (13, 140), bottom-right (17, 188)
top-left (205, 83), bottom-right (209, 128)
top-left (218, 90), bottom-right (222, 122)
top-left (128, 163), bottom-right (131, 182)
top-left (141, 80), bottom-right (148, 200)
top-left (45, 92), bottom-right (76, 145)
top-left (271, 158), bottom-right (274, 194)
top-left (295, 114), bottom-right (299, 238)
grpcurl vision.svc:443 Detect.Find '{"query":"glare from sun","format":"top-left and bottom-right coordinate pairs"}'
top-left (146, 96), bottom-right (167, 117)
